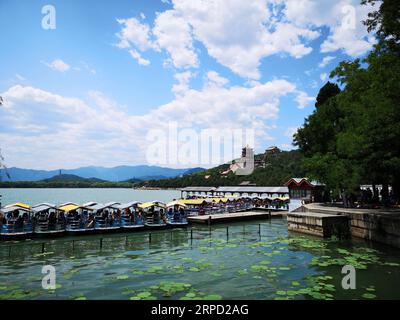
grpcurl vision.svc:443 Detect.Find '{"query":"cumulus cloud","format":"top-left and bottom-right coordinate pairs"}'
top-left (283, 0), bottom-right (376, 57)
top-left (129, 49), bottom-right (150, 66)
top-left (1, 78), bottom-right (305, 168)
top-left (153, 10), bottom-right (198, 69)
top-left (116, 17), bottom-right (156, 51)
top-left (44, 59), bottom-right (71, 72)
top-left (318, 56), bottom-right (336, 68)
top-left (172, 71), bottom-right (193, 96)
top-left (205, 71), bottom-right (229, 87)
top-left (295, 91), bottom-right (315, 109)
top-left (115, 0), bottom-right (375, 79)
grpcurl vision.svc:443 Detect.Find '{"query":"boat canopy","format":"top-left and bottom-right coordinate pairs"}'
top-left (32, 203), bottom-right (56, 209)
top-left (83, 201), bottom-right (97, 207)
top-left (181, 199), bottom-right (206, 205)
top-left (5, 202), bottom-right (30, 209)
top-left (273, 196), bottom-right (290, 201)
top-left (87, 203), bottom-right (117, 211)
top-left (115, 201), bottom-right (141, 210)
top-left (139, 201), bottom-right (166, 209)
top-left (167, 200), bottom-right (187, 208)
top-left (58, 204), bottom-right (82, 213)
top-left (32, 204), bottom-right (57, 213)
top-left (104, 201), bottom-right (120, 207)
top-left (1, 206), bottom-right (31, 214)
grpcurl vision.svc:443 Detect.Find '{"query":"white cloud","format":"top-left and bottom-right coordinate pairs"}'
top-left (115, 0), bottom-right (375, 78)
top-left (140, 12), bottom-right (146, 20)
top-left (129, 49), bottom-right (150, 66)
top-left (283, 0), bottom-right (376, 57)
top-left (320, 73), bottom-right (328, 82)
top-left (285, 126), bottom-right (299, 138)
top-left (44, 59), bottom-right (70, 72)
top-left (114, 0), bottom-right (319, 79)
top-left (172, 71), bottom-right (193, 96)
top-left (171, 0), bottom-right (319, 79)
top-left (116, 18), bottom-right (156, 51)
top-left (295, 91), bottom-right (315, 109)
top-left (205, 71), bottom-right (229, 87)
top-left (318, 55), bottom-right (336, 68)
top-left (1, 78), bottom-right (301, 168)
top-left (153, 10), bottom-right (198, 69)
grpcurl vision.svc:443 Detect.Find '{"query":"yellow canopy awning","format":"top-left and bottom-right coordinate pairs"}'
top-left (181, 199), bottom-right (206, 205)
top-left (5, 202), bottom-right (31, 209)
top-left (273, 197), bottom-right (290, 201)
top-left (167, 200), bottom-right (186, 208)
top-left (58, 204), bottom-right (80, 212)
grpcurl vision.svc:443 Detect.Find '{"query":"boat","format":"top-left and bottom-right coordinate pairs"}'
top-left (88, 203), bottom-right (122, 233)
top-left (139, 201), bottom-right (167, 228)
top-left (32, 203), bottom-right (66, 237)
top-left (0, 203), bottom-right (33, 239)
top-left (180, 199), bottom-right (208, 216)
top-left (59, 204), bottom-right (95, 235)
top-left (166, 200), bottom-right (188, 227)
top-left (117, 201), bottom-right (145, 230)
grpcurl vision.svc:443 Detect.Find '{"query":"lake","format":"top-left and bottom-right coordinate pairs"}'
top-left (0, 188), bottom-right (181, 206)
top-left (0, 189), bottom-right (399, 300)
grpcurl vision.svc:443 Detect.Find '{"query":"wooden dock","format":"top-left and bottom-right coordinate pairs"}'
top-left (188, 211), bottom-right (277, 224)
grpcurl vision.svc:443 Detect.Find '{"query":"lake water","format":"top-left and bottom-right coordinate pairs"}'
top-left (0, 188), bottom-right (399, 300)
top-left (1, 219), bottom-right (400, 300)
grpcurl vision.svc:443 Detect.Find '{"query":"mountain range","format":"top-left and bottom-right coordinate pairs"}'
top-left (0, 165), bottom-right (204, 182)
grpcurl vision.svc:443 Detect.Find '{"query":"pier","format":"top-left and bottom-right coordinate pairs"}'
top-left (287, 211), bottom-right (350, 238)
top-left (290, 203), bottom-right (400, 248)
top-left (187, 210), bottom-right (285, 224)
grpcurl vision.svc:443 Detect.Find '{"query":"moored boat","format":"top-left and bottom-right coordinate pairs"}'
top-left (0, 203), bottom-right (33, 240)
top-left (59, 204), bottom-right (95, 235)
top-left (166, 200), bottom-right (188, 227)
top-left (117, 201), bottom-right (145, 230)
top-left (32, 203), bottom-right (66, 237)
top-left (88, 203), bottom-right (122, 233)
top-left (139, 201), bottom-right (167, 228)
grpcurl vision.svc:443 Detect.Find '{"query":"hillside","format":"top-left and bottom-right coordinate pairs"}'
top-left (0, 165), bottom-right (205, 182)
top-left (136, 150), bottom-right (306, 188)
top-left (42, 174), bottom-right (105, 182)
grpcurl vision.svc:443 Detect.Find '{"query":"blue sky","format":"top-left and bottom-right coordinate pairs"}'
top-left (0, 0), bottom-right (376, 169)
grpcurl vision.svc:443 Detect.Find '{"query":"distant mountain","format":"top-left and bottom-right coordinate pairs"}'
top-left (0, 165), bottom-right (205, 182)
top-left (42, 174), bottom-right (105, 183)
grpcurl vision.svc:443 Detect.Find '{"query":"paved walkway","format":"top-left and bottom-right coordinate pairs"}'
top-left (304, 203), bottom-right (400, 216)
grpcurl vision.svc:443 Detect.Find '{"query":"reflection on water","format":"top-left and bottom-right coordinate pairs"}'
top-left (1, 218), bottom-right (400, 300)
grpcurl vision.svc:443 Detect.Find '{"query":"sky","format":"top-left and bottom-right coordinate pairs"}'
top-left (0, 0), bottom-right (377, 170)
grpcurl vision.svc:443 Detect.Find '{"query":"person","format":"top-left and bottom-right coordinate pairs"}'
top-left (168, 207), bottom-right (174, 220)
top-left (0, 212), bottom-right (5, 227)
top-left (179, 206), bottom-right (185, 219)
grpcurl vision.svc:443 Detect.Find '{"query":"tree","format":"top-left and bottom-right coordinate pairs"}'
top-left (294, 0), bottom-right (400, 205)
top-left (362, 0), bottom-right (400, 50)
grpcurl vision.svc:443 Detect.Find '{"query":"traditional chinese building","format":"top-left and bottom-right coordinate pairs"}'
top-left (285, 178), bottom-right (326, 202)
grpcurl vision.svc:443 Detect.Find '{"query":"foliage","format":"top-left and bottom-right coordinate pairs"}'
top-left (135, 150), bottom-right (307, 188)
top-left (294, 0), bottom-right (400, 203)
